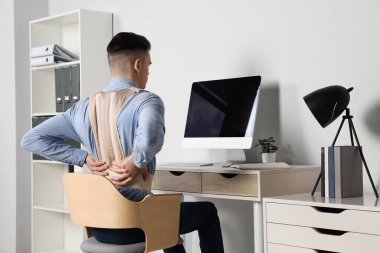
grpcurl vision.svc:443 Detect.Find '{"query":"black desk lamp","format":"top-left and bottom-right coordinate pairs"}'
top-left (303, 85), bottom-right (378, 198)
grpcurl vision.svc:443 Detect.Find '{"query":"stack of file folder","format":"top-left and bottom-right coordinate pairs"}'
top-left (321, 146), bottom-right (363, 198)
top-left (30, 44), bottom-right (79, 67)
top-left (55, 65), bottom-right (80, 112)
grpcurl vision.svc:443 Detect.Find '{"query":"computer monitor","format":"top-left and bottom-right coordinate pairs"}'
top-left (183, 76), bottom-right (261, 149)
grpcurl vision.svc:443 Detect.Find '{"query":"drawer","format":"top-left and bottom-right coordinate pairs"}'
top-left (267, 223), bottom-right (380, 253)
top-left (202, 173), bottom-right (257, 197)
top-left (153, 171), bottom-right (201, 193)
top-left (267, 243), bottom-right (318, 253)
top-left (266, 202), bottom-right (380, 235)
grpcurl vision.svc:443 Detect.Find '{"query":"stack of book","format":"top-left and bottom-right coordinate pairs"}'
top-left (30, 44), bottom-right (79, 67)
top-left (321, 146), bottom-right (363, 198)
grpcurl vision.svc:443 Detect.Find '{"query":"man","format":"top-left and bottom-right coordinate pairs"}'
top-left (22, 32), bottom-right (224, 253)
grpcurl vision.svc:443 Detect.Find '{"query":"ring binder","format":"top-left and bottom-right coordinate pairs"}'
top-left (30, 44), bottom-right (79, 67)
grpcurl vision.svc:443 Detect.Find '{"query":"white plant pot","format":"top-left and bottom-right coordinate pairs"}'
top-left (262, 153), bottom-right (276, 163)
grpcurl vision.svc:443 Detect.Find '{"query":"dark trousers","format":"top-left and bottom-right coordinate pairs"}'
top-left (92, 201), bottom-right (224, 253)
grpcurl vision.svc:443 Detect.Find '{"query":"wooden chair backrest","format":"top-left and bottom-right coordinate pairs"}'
top-left (62, 173), bottom-right (182, 252)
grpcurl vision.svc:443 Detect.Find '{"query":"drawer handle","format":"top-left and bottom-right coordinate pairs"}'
top-left (169, 171), bottom-right (185, 176)
top-left (219, 173), bottom-right (238, 179)
top-left (313, 228), bottom-right (347, 236)
top-left (313, 250), bottom-right (339, 253)
top-left (312, 206), bottom-right (346, 214)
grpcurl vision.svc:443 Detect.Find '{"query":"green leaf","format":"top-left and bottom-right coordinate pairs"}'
top-left (254, 137), bottom-right (278, 153)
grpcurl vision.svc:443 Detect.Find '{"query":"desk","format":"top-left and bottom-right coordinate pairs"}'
top-left (153, 165), bottom-right (319, 253)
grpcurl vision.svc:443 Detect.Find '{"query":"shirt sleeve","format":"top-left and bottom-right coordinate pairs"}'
top-left (21, 111), bottom-right (88, 166)
top-left (131, 93), bottom-right (165, 168)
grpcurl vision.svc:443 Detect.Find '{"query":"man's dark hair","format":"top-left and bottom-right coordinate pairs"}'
top-left (107, 32), bottom-right (151, 55)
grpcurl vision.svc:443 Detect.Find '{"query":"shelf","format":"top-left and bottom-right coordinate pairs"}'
top-left (30, 9), bottom-right (112, 253)
top-left (33, 162), bottom-right (67, 208)
top-left (32, 112), bottom-right (61, 117)
top-left (30, 10), bottom-right (79, 26)
top-left (34, 203), bottom-right (69, 214)
top-left (33, 160), bottom-right (65, 165)
top-left (31, 60), bottom-right (80, 72)
top-left (33, 210), bottom-right (83, 252)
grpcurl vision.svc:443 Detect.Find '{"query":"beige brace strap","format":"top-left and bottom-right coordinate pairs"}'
top-left (88, 88), bottom-right (152, 190)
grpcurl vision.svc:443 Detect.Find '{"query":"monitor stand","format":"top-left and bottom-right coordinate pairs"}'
top-left (161, 149), bottom-right (247, 168)
top-left (209, 149), bottom-right (246, 167)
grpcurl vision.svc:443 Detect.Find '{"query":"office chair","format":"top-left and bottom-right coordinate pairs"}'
top-left (63, 173), bottom-right (182, 253)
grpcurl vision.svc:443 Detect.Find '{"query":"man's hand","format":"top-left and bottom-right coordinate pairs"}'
top-left (108, 156), bottom-right (148, 186)
top-left (85, 154), bottom-right (109, 176)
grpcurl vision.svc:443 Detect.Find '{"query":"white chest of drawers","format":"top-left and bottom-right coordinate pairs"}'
top-left (263, 193), bottom-right (380, 253)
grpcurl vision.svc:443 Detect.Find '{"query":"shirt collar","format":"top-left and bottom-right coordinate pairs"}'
top-left (103, 77), bottom-right (137, 91)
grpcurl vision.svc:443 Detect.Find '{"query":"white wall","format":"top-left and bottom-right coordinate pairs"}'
top-left (0, 0), bottom-right (16, 251)
top-left (49, 0), bottom-right (380, 198)
top-left (0, 0), bottom-right (48, 252)
top-left (14, 0), bottom-right (48, 251)
top-left (46, 1), bottom-right (380, 252)
top-left (0, 1), bottom-right (359, 252)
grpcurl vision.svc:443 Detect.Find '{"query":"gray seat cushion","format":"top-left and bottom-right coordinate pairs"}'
top-left (80, 237), bottom-right (145, 253)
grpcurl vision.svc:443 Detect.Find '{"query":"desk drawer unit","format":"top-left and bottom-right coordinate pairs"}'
top-left (267, 243), bottom-right (320, 253)
top-left (267, 223), bottom-right (380, 252)
top-left (202, 173), bottom-right (258, 197)
top-left (264, 195), bottom-right (380, 253)
top-left (154, 170), bottom-right (201, 193)
top-left (266, 202), bottom-right (380, 235)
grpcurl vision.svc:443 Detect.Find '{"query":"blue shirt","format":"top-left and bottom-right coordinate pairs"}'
top-left (21, 77), bottom-right (165, 201)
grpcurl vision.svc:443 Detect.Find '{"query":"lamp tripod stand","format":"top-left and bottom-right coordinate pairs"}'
top-left (311, 108), bottom-right (379, 198)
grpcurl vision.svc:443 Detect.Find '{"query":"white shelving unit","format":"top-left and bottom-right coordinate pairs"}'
top-left (29, 9), bottom-right (112, 253)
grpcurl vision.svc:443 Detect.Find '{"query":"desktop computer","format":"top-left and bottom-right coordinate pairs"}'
top-left (169, 75), bottom-right (261, 167)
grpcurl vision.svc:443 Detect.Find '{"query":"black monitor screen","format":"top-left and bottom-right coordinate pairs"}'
top-left (184, 76), bottom-right (261, 138)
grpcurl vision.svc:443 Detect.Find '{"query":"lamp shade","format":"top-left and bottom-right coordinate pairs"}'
top-left (303, 85), bottom-right (352, 128)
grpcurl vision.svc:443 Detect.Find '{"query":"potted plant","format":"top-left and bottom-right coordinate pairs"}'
top-left (255, 137), bottom-right (278, 163)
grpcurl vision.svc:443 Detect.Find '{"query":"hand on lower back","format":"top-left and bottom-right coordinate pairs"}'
top-left (85, 154), bottom-right (108, 176)
top-left (108, 156), bottom-right (149, 186)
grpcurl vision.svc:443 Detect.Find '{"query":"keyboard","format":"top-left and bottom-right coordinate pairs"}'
top-left (230, 162), bottom-right (290, 170)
